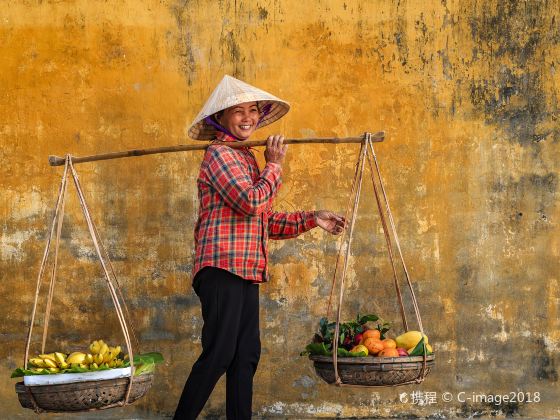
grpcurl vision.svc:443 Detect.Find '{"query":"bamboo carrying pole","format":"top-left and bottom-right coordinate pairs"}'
top-left (48, 132), bottom-right (385, 166)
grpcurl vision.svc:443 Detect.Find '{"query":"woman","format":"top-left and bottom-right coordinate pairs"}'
top-left (174, 75), bottom-right (346, 419)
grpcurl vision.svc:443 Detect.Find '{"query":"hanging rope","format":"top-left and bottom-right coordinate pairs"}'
top-left (67, 157), bottom-right (136, 404)
top-left (327, 135), bottom-right (429, 387)
top-left (367, 141), bottom-right (424, 333)
top-left (332, 141), bottom-right (367, 385)
top-left (326, 141), bottom-right (367, 319)
top-left (24, 157), bottom-right (70, 370)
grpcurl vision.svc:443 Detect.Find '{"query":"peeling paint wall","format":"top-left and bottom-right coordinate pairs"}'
top-left (1, 0), bottom-right (559, 418)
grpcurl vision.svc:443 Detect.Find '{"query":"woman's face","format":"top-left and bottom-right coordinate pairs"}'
top-left (217, 101), bottom-right (260, 140)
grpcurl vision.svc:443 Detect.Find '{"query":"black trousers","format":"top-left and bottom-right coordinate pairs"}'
top-left (174, 267), bottom-right (261, 419)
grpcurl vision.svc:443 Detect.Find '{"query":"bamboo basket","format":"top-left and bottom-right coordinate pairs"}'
top-left (309, 355), bottom-right (435, 386)
top-left (15, 374), bottom-right (153, 412)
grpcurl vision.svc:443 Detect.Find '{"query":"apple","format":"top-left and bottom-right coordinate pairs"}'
top-left (396, 347), bottom-right (408, 357)
top-left (354, 333), bottom-right (364, 345)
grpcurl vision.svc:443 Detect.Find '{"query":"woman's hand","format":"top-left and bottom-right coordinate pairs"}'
top-left (265, 135), bottom-right (288, 165)
top-left (315, 210), bottom-right (347, 235)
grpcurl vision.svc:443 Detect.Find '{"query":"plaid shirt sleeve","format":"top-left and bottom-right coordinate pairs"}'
top-left (205, 145), bottom-right (282, 216)
top-left (267, 210), bottom-right (318, 239)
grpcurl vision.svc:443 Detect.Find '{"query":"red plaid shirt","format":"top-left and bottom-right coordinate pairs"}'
top-left (193, 133), bottom-right (317, 283)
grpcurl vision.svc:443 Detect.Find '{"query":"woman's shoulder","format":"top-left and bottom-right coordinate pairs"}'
top-left (206, 143), bottom-right (243, 161)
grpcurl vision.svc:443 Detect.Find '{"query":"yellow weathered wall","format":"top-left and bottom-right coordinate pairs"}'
top-left (1, 0), bottom-right (559, 418)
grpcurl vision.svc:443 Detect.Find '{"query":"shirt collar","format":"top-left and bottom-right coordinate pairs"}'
top-left (213, 132), bottom-right (257, 152)
top-left (214, 131), bottom-right (243, 143)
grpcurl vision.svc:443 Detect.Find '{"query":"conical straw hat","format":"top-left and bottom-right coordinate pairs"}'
top-left (188, 75), bottom-right (290, 140)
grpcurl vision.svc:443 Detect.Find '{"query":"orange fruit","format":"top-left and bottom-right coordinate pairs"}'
top-left (363, 337), bottom-right (384, 355)
top-left (382, 338), bottom-right (397, 349)
top-left (362, 329), bottom-right (381, 341)
top-left (378, 348), bottom-right (399, 357)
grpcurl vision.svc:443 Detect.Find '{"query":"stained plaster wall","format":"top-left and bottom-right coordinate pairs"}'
top-left (1, 0), bottom-right (559, 418)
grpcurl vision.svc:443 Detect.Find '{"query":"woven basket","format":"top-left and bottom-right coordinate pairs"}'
top-left (15, 374), bottom-right (153, 412)
top-left (310, 354), bottom-right (435, 386)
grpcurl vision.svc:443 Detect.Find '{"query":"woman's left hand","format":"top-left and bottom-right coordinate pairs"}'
top-left (315, 210), bottom-right (347, 235)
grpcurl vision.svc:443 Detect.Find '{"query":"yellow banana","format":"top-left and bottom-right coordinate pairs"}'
top-left (59, 361), bottom-right (69, 369)
top-left (66, 352), bottom-right (86, 364)
top-left (29, 358), bottom-right (46, 368)
top-left (43, 358), bottom-right (58, 369)
top-left (91, 362), bottom-right (99, 369)
top-left (99, 343), bottom-right (109, 356)
top-left (94, 354), bottom-right (104, 364)
top-left (39, 353), bottom-right (57, 363)
top-left (32, 368), bottom-right (45, 373)
top-left (54, 352), bottom-right (66, 366)
top-left (85, 354), bottom-right (94, 364)
top-left (79, 363), bottom-right (88, 369)
top-left (90, 340), bottom-right (101, 355)
top-left (48, 367), bottom-right (60, 373)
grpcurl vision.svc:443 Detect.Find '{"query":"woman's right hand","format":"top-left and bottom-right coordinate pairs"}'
top-left (265, 135), bottom-right (287, 165)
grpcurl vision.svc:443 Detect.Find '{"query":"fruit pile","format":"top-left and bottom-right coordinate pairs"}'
top-left (25, 340), bottom-right (126, 374)
top-left (302, 314), bottom-right (434, 358)
top-left (11, 340), bottom-right (163, 378)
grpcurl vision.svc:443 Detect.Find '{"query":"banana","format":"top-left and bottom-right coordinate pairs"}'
top-left (99, 343), bottom-right (109, 356)
top-left (66, 352), bottom-right (87, 364)
top-left (48, 367), bottom-right (60, 373)
top-left (39, 353), bottom-right (57, 363)
top-left (108, 360), bottom-right (115, 368)
top-left (54, 352), bottom-right (66, 366)
top-left (91, 362), bottom-right (99, 369)
top-left (43, 358), bottom-right (58, 369)
top-left (59, 361), bottom-right (69, 369)
top-left (90, 340), bottom-right (101, 355)
top-left (85, 354), bottom-right (94, 364)
top-left (115, 359), bottom-right (124, 367)
top-left (29, 358), bottom-right (46, 368)
top-left (79, 363), bottom-right (88, 369)
top-left (94, 354), bottom-right (104, 365)
top-left (103, 351), bottom-right (113, 363)
top-left (32, 368), bottom-right (45, 373)
top-left (113, 345), bottom-right (122, 356)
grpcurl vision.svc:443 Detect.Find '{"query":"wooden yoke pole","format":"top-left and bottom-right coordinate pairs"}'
top-left (48, 131), bottom-right (385, 166)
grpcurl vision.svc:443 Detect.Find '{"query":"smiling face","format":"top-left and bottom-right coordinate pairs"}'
top-left (217, 101), bottom-right (260, 140)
